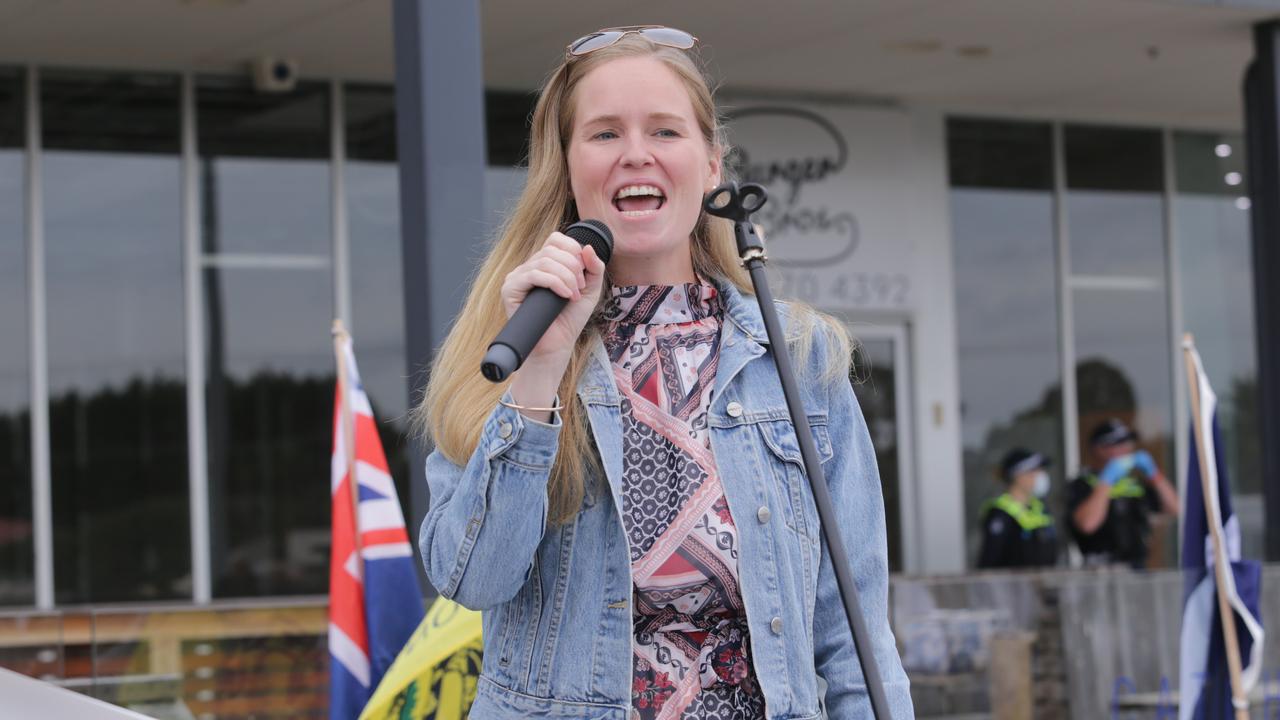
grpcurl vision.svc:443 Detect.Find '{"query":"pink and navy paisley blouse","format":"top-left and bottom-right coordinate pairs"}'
top-left (601, 281), bottom-right (766, 720)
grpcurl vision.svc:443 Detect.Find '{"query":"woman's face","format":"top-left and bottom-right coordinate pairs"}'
top-left (566, 56), bottom-right (720, 284)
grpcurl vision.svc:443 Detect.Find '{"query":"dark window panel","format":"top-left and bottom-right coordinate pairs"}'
top-left (1174, 131), bottom-right (1249, 196)
top-left (345, 84), bottom-right (534, 167)
top-left (196, 77), bottom-right (329, 160)
top-left (41, 70), bottom-right (180, 154)
top-left (486, 90), bottom-right (535, 167)
top-left (0, 67), bottom-right (31, 606)
top-left (345, 84), bottom-right (396, 163)
top-left (0, 67), bottom-right (22, 148)
top-left (947, 117), bottom-right (1053, 190)
top-left (1064, 124), bottom-right (1163, 192)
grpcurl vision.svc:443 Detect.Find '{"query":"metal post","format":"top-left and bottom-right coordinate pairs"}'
top-left (25, 66), bottom-right (53, 610)
top-left (391, 0), bottom-right (488, 589)
top-left (1052, 122), bottom-right (1081, 479)
top-left (1244, 20), bottom-right (1280, 562)
top-left (181, 73), bottom-right (212, 604)
top-left (331, 80), bottom-right (352, 333)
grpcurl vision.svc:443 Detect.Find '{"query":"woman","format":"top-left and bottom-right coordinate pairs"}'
top-left (418, 26), bottom-right (912, 719)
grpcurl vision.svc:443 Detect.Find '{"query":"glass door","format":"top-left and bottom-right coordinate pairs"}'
top-left (847, 324), bottom-right (917, 573)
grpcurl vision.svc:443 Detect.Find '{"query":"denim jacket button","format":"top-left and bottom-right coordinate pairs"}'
top-left (498, 421), bottom-right (513, 439)
top-left (757, 506), bottom-right (771, 524)
top-left (726, 401), bottom-right (743, 418)
top-left (770, 616), bottom-right (783, 634)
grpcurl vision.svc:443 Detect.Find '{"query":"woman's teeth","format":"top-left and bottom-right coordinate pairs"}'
top-left (613, 185), bottom-right (665, 216)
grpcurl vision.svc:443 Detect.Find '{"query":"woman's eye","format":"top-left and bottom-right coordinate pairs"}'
top-left (655, 128), bottom-right (680, 138)
top-left (593, 130), bottom-right (618, 140)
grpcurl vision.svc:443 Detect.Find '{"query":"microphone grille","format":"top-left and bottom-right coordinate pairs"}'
top-left (564, 219), bottom-right (614, 264)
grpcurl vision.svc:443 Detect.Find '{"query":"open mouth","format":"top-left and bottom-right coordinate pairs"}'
top-left (612, 184), bottom-right (666, 216)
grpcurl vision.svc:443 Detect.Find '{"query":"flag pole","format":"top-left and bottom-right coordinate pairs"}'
top-left (1182, 333), bottom-right (1248, 720)
top-left (333, 319), bottom-right (363, 564)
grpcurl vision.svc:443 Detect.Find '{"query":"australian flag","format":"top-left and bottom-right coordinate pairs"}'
top-left (1179, 342), bottom-right (1265, 720)
top-left (329, 330), bottom-right (425, 719)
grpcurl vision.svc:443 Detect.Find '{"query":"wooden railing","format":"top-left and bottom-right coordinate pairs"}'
top-left (0, 600), bottom-right (330, 718)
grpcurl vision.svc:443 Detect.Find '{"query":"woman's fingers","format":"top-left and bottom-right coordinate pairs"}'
top-left (581, 243), bottom-right (606, 275)
top-left (538, 244), bottom-right (587, 290)
top-left (521, 268), bottom-right (576, 301)
top-left (501, 232), bottom-right (606, 318)
top-left (531, 256), bottom-right (581, 299)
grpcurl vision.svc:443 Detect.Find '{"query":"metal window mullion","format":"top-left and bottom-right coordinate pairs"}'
top-left (26, 66), bottom-right (52, 610)
top-left (1163, 127), bottom-right (1188, 562)
top-left (1054, 122), bottom-right (1081, 479)
top-left (890, 324), bottom-right (921, 574)
top-left (182, 73), bottom-right (212, 604)
top-left (332, 80), bottom-right (351, 332)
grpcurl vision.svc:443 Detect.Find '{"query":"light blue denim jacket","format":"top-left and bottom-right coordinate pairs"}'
top-left (420, 280), bottom-right (913, 719)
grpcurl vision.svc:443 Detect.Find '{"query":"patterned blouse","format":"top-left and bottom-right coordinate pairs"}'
top-left (602, 281), bottom-right (765, 720)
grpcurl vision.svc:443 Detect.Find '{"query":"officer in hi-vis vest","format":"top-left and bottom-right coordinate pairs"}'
top-left (1067, 418), bottom-right (1180, 569)
top-left (977, 448), bottom-right (1058, 569)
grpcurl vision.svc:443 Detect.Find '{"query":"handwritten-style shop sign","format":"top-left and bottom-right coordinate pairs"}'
top-left (723, 105), bottom-right (912, 311)
top-left (725, 107), bottom-right (860, 268)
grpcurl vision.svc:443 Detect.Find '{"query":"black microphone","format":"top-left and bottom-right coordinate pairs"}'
top-left (480, 220), bottom-right (613, 382)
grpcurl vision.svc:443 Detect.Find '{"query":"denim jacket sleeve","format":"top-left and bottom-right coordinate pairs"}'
top-left (419, 392), bottom-right (560, 610)
top-left (812, 335), bottom-right (914, 718)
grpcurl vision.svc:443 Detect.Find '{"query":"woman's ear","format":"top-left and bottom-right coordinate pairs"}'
top-left (707, 146), bottom-right (723, 190)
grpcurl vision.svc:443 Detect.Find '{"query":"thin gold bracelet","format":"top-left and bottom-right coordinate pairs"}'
top-left (498, 397), bottom-right (564, 414)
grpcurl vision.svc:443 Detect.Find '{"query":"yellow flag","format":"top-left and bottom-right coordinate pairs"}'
top-left (358, 597), bottom-right (483, 720)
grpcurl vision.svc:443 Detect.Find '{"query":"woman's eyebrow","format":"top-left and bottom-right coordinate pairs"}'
top-left (581, 112), bottom-right (688, 126)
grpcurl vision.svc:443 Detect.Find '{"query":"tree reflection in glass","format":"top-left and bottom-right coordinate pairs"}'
top-left (41, 70), bottom-right (190, 603)
top-left (0, 67), bottom-right (31, 606)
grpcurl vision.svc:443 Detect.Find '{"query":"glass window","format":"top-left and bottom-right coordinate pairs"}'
top-left (948, 119), bottom-right (1065, 566)
top-left (0, 68), bottom-right (31, 606)
top-left (1065, 126), bottom-right (1165, 278)
top-left (850, 337), bottom-right (905, 571)
top-left (198, 77), bottom-right (333, 598)
top-left (485, 91), bottom-right (535, 167)
top-left (1065, 124), bottom-right (1175, 566)
top-left (197, 79), bottom-right (330, 256)
top-left (1173, 131), bottom-right (1262, 557)
top-left (344, 84), bottom-right (409, 508)
top-left (42, 70), bottom-right (189, 603)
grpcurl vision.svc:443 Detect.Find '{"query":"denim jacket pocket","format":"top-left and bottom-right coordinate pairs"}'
top-left (755, 413), bottom-right (831, 542)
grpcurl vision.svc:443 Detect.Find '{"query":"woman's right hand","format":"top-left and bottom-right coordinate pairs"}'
top-left (500, 232), bottom-right (607, 411)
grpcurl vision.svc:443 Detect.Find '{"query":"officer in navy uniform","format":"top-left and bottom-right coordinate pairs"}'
top-left (1067, 419), bottom-right (1180, 569)
top-left (977, 448), bottom-right (1058, 569)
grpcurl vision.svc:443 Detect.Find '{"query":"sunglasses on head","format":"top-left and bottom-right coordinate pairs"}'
top-left (566, 26), bottom-right (698, 58)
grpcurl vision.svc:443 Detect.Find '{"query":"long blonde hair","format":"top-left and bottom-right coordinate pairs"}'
top-left (418, 34), bottom-right (850, 524)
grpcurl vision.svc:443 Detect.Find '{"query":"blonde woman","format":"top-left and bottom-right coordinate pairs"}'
top-left (418, 26), bottom-right (912, 719)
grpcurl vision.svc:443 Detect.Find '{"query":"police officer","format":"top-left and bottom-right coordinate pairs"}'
top-left (1067, 419), bottom-right (1180, 569)
top-left (977, 448), bottom-right (1058, 569)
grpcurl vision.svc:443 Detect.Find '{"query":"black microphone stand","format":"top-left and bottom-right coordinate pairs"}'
top-left (704, 182), bottom-right (893, 720)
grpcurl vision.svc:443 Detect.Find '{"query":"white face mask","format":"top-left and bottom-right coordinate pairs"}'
top-left (1032, 470), bottom-right (1051, 498)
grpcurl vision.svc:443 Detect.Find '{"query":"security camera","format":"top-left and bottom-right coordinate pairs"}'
top-left (252, 56), bottom-right (299, 93)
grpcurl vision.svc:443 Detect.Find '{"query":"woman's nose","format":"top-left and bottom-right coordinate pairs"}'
top-left (620, 136), bottom-right (654, 167)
